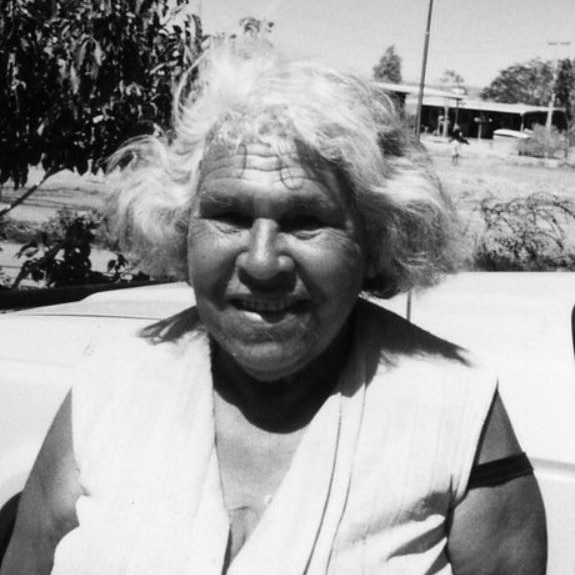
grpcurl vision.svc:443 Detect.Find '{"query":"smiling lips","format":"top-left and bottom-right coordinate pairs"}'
top-left (232, 297), bottom-right (307, 314)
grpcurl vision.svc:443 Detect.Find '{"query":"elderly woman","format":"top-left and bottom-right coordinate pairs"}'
top-left (1, 43), bottom-right (546, 574)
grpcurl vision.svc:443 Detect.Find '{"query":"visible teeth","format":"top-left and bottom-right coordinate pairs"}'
top-left (238, 300), bottom-right (292, 313)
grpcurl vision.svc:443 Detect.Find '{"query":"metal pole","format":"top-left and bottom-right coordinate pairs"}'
top-left (414, 0), bottom-right (435, 143)
top-left (546, 41), bottom-right (571, 131)
top-left (408, 0), bottom-right (434, 322)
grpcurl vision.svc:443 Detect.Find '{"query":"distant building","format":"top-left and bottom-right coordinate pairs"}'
top-left (377, 82), bottom-right (567, 139)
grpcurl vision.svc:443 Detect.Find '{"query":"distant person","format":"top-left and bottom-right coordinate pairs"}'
top-left (0, 40), bottom-right (546, 574)
top-left (450, 128), bottom-right (469, 165)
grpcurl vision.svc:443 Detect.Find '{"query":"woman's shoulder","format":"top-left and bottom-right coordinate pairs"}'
top-left (80, 308), bottom-right (204, 373)
top-left (70, 309), bottom-right (212, 482)
top-left (72, 308), bottom-right (207, 427)
top-left (355, 300), bottom-right (499, 503)
top-left (355, 298), bottom-right (497, 405)
top-left (356, 298), bottom-right (480, 369)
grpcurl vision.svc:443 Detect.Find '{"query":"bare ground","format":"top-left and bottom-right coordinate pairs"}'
top-left (0, 167), bottom-right (108, 222)
top-left (425, 138), bottom-right (575, 257)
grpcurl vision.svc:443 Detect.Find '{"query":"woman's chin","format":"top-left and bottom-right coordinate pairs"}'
top-left (226, 341), bottom-right (313, 382)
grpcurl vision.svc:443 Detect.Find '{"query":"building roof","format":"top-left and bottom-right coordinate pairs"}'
top-left (443, 98), bottom-right (562, 116)
top-left (376, 82), bottom-right (464, 100)
top-left (379, 82), bottom-right (565, 116)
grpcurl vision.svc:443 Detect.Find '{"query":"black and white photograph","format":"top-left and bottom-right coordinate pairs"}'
top-left (0, 1), bottom-right (573, 573)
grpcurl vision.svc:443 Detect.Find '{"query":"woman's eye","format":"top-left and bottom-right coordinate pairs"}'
top-left (211, 212), bottom-right (251, 230)
top-left (283, 216), bottom-right (324, 234)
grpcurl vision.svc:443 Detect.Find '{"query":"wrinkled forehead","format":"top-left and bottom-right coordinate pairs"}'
top-left (198, 140), bottom-right (344, 196)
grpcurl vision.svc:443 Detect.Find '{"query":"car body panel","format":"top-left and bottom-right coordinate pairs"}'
top-left (493, 128), bottom-right (532, 140)
top-left (402, 273), bottom-right (575, 575)
top-left (0, 274), bottom-right (573, 572)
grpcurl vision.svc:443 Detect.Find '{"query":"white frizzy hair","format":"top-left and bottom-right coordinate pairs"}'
top-left (107, 40), bottom-right (461, 296)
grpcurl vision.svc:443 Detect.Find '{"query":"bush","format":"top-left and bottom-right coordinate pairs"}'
top-left (517, 124), bottom-right (569, 159)
top-left (472, 192), bottom-right (575, 271)
top-left (8, 208), bottom-right (151, 288)
top-left (0, 0), bottom-right (202, 190)
top-left (0, 217), bottom-right (40, 244)
top-left (0, 264), bottom-right (11, 290)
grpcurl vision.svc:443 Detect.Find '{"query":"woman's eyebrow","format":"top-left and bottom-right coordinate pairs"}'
top-left (288, 194), bottom-right (337, 213)
top-left (198, 192), bottom-right (238, 210)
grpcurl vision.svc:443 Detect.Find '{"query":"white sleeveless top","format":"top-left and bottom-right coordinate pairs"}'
top-left (52, 300), bottom-right (497, 575)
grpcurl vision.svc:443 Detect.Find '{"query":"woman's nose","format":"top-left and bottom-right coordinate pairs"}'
top-left (238, 218), bottom-right (294, 281)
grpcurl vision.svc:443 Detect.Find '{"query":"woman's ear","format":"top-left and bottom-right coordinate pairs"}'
top-left (365, 258), bottom-right (379, 279)
top-left (362, 263), bottom-right (400, 299)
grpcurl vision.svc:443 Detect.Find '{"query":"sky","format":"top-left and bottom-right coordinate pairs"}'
top-left (201, 0), bottom-right (575, 89)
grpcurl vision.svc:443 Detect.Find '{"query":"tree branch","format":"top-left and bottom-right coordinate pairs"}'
top-left (0, 168), bottom-right (58, 218)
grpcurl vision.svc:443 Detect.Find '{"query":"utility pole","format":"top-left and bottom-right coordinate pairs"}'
top-left (414, 0), bottom-right (435, 143)
top-left (546, 41), bottom-right (571, 130)
top-left (409, 0), bottom-right (435, 322)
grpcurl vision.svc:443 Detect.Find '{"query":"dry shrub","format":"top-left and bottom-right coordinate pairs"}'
top-left (473, 192), bottom-right (575, 271)
top-left (517, 125), bottom-right (569, 159)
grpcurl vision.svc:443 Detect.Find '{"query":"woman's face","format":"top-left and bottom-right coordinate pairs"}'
top-left (187, 143), bottom-right (366, 381)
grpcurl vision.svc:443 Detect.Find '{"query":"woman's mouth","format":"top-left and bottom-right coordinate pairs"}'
top-left (231, 297), bottom-right (308, 317)
top-left (236, 299), bottom-right (292, 313)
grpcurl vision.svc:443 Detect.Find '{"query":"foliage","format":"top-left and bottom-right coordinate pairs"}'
top-left (473, 192), bottom-right (575, 271)
top-left (516, 124), bottom-right (569, 159)
top-left (0, 9), bottom-right (280, 291)
top-left (0, 216), bottom-right (40, 244)
top-left (480, 59), bottom-right (554, 105)
top-left (555, 58), bottom-right (575, 123)
top-left (481, 57), bottom-right (575, 125)
top-left (0, 0), bottom-right (202, 202)
top-left (238, 16), bottom-right (274, 38)
top-left (0, 263), bottom-right (11, 290)
top-left (439, 69), bottom-right (466, 95)
top-left (373, 45), bottom-right (402, 84)
top-left (482, 59), bottom-right (554, 105)
top-left (10, 208), bottom-right (151, 288)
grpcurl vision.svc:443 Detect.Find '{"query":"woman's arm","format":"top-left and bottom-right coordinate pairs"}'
top-left (447, 392), bottom-right (547, 575)
top-left (0, 393), bottom-right (82, 575)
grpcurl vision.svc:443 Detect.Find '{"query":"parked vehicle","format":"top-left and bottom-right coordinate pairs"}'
top-left (492, 128), bottom-right (532, 140)
top-left (0, 273), bottom-right (573, 573)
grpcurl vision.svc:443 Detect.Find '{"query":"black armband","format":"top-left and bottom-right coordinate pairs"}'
top-left (468, 452), bottom-right (533, 489)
